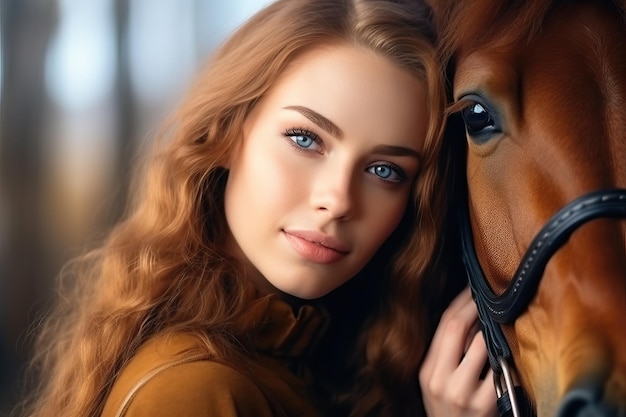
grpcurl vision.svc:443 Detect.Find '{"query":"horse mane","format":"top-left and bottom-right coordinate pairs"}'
top-left (433, 0), bottom-right (626, 65)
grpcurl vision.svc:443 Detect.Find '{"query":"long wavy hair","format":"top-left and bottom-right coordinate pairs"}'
top-left (23, 0), bottom-right (452, 416)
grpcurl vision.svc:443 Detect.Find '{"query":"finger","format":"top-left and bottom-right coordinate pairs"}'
top-left (475, 368), bottom-right (499, 416)
top-left (463, 317), bottom-right (481, 353)
top-left (460, 330), bottom-right (489, 381)
top-left (430, 295), bottom-right (480, 376)
top-left (442, 331), bottom-right (489, 407)
top-left (426, 287), bottom-right (474, 359)
top-left (420, 287), bottom-right (478, 385)
top-left (445, 286), bottom-right (474, 315)
top-left (421, 287), bottom-right (472, 374)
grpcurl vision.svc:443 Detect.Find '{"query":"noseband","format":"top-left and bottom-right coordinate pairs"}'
top-left (459, 189), bottom-right (626, 417)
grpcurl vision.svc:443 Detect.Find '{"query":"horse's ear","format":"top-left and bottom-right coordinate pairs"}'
top-left (424, 0), bottom-right (454, 32)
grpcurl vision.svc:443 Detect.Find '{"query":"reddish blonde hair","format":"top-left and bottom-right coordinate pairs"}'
top-left (24, 1), bottom-right (449, 416)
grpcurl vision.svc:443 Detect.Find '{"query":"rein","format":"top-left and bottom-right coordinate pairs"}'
top-left (459, 188), bottom-right (626, 417)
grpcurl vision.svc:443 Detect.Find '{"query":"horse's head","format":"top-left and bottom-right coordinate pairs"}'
top-left (429, 0), bottom-right (626, 415)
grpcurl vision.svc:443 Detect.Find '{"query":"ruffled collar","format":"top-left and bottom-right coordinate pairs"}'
top-left (235, 294), bottom-right (329, 359)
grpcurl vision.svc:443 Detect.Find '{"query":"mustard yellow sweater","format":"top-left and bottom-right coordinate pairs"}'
top-left (101, 296), bottom-right (328, 417)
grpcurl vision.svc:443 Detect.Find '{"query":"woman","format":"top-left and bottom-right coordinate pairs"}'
top-left (24, 0), bottom-right (495, 416)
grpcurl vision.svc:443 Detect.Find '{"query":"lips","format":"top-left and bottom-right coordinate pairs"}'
top-left (283, 230), bottom-right (350, 264)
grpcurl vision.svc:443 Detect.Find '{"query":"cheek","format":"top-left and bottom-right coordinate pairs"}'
top-left (225, 141), bottom-right (302, 218)
top-left (360, 192), bottom-right (409, 249)
top-left (251, 151), bottom-right (304, 206)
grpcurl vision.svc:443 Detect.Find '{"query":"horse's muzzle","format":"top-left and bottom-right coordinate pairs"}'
top-left (556, 384), bottom-right (623, 417)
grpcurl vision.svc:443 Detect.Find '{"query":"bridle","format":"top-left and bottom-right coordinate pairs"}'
top-left (459, 189), bottom-right (626, 417)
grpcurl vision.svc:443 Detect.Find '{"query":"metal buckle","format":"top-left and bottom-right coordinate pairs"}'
top-left (493, 356), bottom-right (521, 417)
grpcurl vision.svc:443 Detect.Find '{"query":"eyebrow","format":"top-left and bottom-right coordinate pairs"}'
top-left (283, 105), bottom-right (343, 137)
top-left (372, 144), bottom-right (421, 160)
top-left (284, 105), bottom-right (421, 160)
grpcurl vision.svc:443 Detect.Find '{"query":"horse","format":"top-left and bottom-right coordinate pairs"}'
top-left (426, 0), bottom-right (626, 416)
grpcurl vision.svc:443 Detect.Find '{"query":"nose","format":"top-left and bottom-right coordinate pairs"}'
top-left (310, 161), bottom-right (356, 220)
top-left (556, 383), bottom-right (621, 417)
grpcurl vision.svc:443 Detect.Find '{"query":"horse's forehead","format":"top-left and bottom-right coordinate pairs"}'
top-left (451, 0), bottom-right (626, 64)
top-left (454, 1), bottom-right (626, 139)
top-left (452, 48), bottom-right (517, 100)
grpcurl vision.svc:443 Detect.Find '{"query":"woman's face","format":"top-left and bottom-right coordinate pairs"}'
top-left (224, 43), bottom-right (429, 299)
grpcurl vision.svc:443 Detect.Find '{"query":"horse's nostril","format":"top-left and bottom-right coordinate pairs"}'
top-left (556, 385), bottom-right (619, 417)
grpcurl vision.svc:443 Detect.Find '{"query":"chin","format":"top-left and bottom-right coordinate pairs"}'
top-left (277, 283), bottom-right (335, 301)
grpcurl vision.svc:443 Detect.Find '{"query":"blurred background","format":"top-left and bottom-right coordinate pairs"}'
top-left (0, 0), bottom-right (272, 414)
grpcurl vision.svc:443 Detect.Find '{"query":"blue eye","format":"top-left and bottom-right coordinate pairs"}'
top-left (367, 163), bottom-right (407, 183)
top-left (293, 135), bottom-right (313, 148)
top-left (374, 166), bottom-right (392, 178)
top-left (285, 128), bottom-right (321, 151)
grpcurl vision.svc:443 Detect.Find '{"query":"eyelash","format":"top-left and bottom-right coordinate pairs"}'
top-left (368, 162), bottom-right (410, 184)
top-left (284, 128), bottom-right (322, 153)
top-left (283, 127), bottom-right (410, 184)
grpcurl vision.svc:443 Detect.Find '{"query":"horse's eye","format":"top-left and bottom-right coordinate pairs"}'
top-left (459, 99), bottom-right (502, 143)
top-left (462, 103), bottom-right (492, 132)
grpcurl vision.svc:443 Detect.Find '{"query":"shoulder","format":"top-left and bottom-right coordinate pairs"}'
top-left (101, 333), bottom-right (272, 417)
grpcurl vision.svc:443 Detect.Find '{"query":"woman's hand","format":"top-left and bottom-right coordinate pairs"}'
top-left (419, 287), bottom-right (498, 417)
